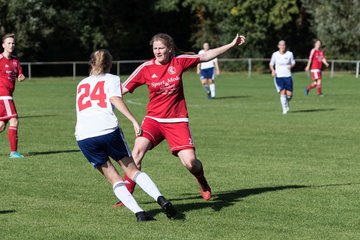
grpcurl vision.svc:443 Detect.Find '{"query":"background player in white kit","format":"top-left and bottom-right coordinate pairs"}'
top-left (196, 42), bottom-right (220, 99)
top-left (269, 40), bottom-right (295, 114)
top-left (75, 49), bottom-right (176, 222)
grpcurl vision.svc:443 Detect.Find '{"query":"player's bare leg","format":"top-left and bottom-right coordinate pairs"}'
top-left (0, 121), bottom-right (6, 133)
top-left (201, 79), bottom-right (211, 99)
top-left (113, 137), bottom-right (150, 207)
top-left (305, 80), bottom-right (317, 95)
top-left (178, 149), bottom-right (212, 201)
top-left (123, 137), bottom-right (152, 192)
top-left (316, 79), bottom-right (323, 96)
top-left (8, 118), bottom-right (23, 158)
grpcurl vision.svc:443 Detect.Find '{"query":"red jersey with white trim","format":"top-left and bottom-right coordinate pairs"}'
top-left (309, 49), bottom-right (325, 70)
top-left (123, 55), bottom-right (200, 121)
top-left (0, 54), bottom-right (23, 96)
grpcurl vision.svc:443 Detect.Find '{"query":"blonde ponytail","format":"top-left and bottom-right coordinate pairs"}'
top-left (89, 49), bottom-right (113, 76)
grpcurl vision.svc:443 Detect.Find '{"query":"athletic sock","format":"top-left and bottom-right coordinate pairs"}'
top-left (307, 83), bottom-right (316, 91)
top-left (280, 95), bottom-right (287, 112)
top-left (317, 85), bottom-right (322, 95)
top-left (209, 84), bottom-right (215, 98)
top-left (133, 172), bottom-right (162, 201)
top-left (113, 181), bottom-right (143, 214)
top-left (8, 126), bottom-right (18, 152)
top-left (203, 84), bottom-right (210, 93)
top-left (124, 174), bottom-right (136, 193)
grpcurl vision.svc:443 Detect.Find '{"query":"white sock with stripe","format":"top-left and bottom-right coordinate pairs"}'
top-left (133, 172), bottom-right (162, 201)
top-left (113, 181), bottom-right (143, 214)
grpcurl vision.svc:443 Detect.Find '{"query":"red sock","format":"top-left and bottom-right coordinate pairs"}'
top-left (192, 167), bottom-right (207, 183)
top-left (124, 174), bottom-right (136, 194)
top-left (317, 85), bottom-right (322, 94)
top-left (8, 126), bottom-right (18, 152)
top-left (307, 83), bottom-right (316, 91)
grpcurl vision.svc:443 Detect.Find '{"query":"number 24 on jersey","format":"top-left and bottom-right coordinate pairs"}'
top-left (77, 81), bottom-right (107, 111)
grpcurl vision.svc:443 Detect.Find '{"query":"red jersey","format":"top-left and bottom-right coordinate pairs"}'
top-left (123, 55), bottom-right (200, 122)
top-left (309, 49), bottom-right (325, 70)
top-left (0, 54), bottom-right (23, 96)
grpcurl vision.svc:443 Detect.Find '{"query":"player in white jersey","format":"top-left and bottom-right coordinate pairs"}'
top-left (75, 49), bottom-right (176, 221)
top-left (269, 40), bottom-right (295, 114)
top-left (197, 42), bottom-right (220, 99)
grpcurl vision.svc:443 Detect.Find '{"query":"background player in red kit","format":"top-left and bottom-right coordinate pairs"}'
top-left (0, 33), bottom-right (25, 158)
top-left (304, 39), bottom-right (329, 96)
top-left (114, 33), bottom-right (246, 206)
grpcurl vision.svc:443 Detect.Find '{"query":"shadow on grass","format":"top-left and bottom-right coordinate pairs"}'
top-left (27, 149), bottom-right (80, 156)
top-left (291, 108), bottom-right (336, 113)
top-left (215, 95), bottom-right (251, 100)
top-left (146, 182), bottom-right (359, 220)
top-left (19, 114), bottom-right (57, 119)
top-left (0, 210), bottom-right (16, 214)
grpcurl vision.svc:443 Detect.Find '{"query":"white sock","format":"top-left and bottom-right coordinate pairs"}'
top-left (210, 84), bottom-right (215, 97)
top-left (280, 95), bottom-right (287, 112)
top-left (134, 172), bottom-right (162, 201)
top-left (113, 181), bottom-right (143, 214)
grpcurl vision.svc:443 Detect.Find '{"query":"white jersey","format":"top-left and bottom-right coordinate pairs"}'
top-left (270, 51), bottom-right (295, 77)
top-left (75, 73), bottom-right (122, 141)
top-left (198, 49), bottom-right (218, 69)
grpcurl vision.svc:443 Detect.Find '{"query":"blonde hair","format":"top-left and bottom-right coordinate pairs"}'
top-left (89, 49), bottom-right (112, 76)
top-left (2, 33), bottom-right (15, 43)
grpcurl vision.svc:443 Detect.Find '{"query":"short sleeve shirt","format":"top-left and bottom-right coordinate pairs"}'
top-left (123, 55), bottom-right (200, 122)
top-left (75, 73), bottom-right (122, 140)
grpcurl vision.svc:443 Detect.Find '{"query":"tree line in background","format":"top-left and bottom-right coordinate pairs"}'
top-left (0, 0), bottom-right (359, 62)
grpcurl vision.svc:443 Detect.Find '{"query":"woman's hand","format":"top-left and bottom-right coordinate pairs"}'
top-left (232, 34), bottom-right (246, 47)
top-left (132, 121), bottom-right (142, 136)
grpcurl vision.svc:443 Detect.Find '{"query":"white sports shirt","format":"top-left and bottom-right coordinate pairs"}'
top-left (198, 49), bottom-right (218, 69)
top-left (75, 73), bottom-right (122, 141)
top-left (269, 51), bottom-right (295, 77)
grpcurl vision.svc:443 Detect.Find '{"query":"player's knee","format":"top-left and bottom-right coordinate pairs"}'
top-left (131, 148), bottom-right (144, 164)
top-left (0, 123), bottom-right (5, 132)
top-left (9, 118), bottom-right (18, 126)
top-left (182, 157), bottom-right (198, 171)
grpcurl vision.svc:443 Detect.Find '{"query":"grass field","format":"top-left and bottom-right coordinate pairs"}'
top-left (1, 71), bottom-right (359, 239)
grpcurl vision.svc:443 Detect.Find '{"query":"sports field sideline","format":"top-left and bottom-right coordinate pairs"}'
top-left (0, 72), bottom-right (359, 239)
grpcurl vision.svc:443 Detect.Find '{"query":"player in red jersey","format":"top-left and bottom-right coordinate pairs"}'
top-left (113, 33), bottom-right (246, 207)
top-left (304, 39), bottom-right (329, 96)
top-left (0, 33), bottom-right (25, 158)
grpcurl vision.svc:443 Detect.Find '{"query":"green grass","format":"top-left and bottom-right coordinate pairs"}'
top-left (1, 71), bottom-right (359, 239)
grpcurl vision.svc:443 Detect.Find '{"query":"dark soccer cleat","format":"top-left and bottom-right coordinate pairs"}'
top-left (157, 196), bottom-right (177, 219)
top-left (135, 211), bottom-right (156, 222)
top-left (197, 178), bottom-right (212, 201)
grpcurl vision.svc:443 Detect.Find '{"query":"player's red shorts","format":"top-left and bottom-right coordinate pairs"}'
top-left (311, 69), bottom-right (322, 80)
top-left (141, 117), bottom-right (195, 156)
top-left (0, 96), bottom-right (17, 121)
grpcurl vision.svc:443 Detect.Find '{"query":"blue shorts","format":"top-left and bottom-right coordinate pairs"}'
top-left (200, 68), bottom-right (215, 80)
top-left (77, 128), bottom-right (132, 168)
top-left (274, 76), bottom-right (293, 92)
